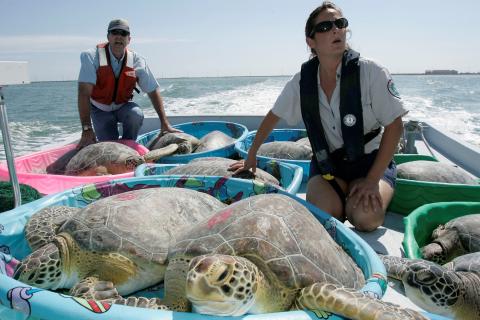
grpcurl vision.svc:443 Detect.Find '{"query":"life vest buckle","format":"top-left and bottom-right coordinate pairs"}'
top-left (322, 173), bottom-right (335, 181)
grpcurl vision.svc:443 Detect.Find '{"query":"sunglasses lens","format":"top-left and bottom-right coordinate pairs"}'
top-left (111, 30), bottom-right (129, 36)
top-left (311, 18), bottom-right (348, 36)
top-left (315, 21), bottom-right (333, 33)
top-left (335, 18), bottom-right (348, 29)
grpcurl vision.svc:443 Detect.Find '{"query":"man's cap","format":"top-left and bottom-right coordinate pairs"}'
top-left (108, 19), bottom-right (130, 33)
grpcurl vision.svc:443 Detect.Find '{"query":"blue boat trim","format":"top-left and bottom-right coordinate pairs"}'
top-left (235, 129), bottom-right (311, 182)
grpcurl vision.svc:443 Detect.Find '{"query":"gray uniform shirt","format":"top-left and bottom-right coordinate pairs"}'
top-left (271, 57), bottom-right (408, 154)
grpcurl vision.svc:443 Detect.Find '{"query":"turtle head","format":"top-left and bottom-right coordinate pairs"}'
top-left (186, 254), bottom-right (258, 316)
top-left (402, 260), bottom-right (459, 317)
top-left (422, 226), bottom-right (461, 264)
top-left (125, 155), bottom-right (145, 169)
top-left (421, 242), bottom-right (448, 264)
top-left (14, 242), bottom-right (63, 289)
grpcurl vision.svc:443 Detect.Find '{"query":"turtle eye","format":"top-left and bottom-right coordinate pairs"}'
top-left (217, 269), bottom-right (229, 282)
top-left (416, 270), bottom-right (436, 284)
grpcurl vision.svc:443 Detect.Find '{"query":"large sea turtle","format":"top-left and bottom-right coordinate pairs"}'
top-left (380, 253), bottom-right (480, 320)
top-left (164, 157), bottom-right (280, 186)
top-left (65, 141), bottom-right (178, 176)
top-left (14, 188), bottom-right (226, 296)
top-left (194, 130), bottom-right (235, 153)
top-left (46, 149), bottom-right (81, 174)
top-left (147, 132), bottom-right (200, 154)
top-left (421, 214), bottom-right (480, 264)
top-left (85, 193), bottom-right (426, 319)
top-left (397, 160), bottom-right (478, 184)
top-left (257, 140), bottom-right (312, 160)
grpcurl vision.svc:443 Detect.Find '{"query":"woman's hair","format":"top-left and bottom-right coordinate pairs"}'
top-left (305, 1), bottom-right (346, 55)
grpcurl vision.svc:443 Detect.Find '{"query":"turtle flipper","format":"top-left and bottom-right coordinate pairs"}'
top-left (69, 276), bottom-right (120, 301)
top-left (69, 277), bottom-right (169, 310)
top-left (379, 255), bottom-right (413, 280)
top-left (110, 296), bottom-right (169, 310)
top-left (163, 255), bottom-right (191, 312)
top-left (145, 133), bottom-right (161, 150)
top-left (25, 206), bottom-right (79, 251)
top-left (143, 144), bottom-right (179, 162)
top-left (294, 283), bottom-right (428, 320)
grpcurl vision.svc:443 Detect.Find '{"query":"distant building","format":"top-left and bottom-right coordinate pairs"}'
top-left (425, 69), bottom-right (458, 75)
top-left (0, 61), bottom-right (30, 85)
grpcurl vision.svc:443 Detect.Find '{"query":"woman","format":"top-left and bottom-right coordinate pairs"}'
top-left (230, 1), bottom-right (406, 232)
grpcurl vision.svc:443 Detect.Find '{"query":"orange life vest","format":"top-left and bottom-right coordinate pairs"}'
top-left (91, 43), bottom-right (137, 105)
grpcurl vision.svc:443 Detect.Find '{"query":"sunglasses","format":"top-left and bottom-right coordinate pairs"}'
top-left (310, 18), bottom-right (348, 36)
top-left (109, 29), bottom-right (130, 37)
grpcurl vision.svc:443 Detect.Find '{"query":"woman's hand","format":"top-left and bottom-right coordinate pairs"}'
top-left (228, 154), bottom-right (257, 175)
top-left (160, 123), bottom-right (182, 134)
top-left (348, 178), bottom-right (383, 213)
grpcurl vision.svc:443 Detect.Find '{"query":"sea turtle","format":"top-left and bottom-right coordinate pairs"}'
top-left (194, 130), bottom-right (235, 153)
top-left (380, 253), bottom-right (480, 320)
top-left (46, 149), bottom-right (80, 174)
top-left (295, 137), bottom-right (312, 148)
top-left (257, 141), bottom-right (312, 160)
top-left (14, 187), bottom-right (226, 296)
top-left (64, 141), bottom-right (178, 176)
top-left (165, 157), bottom-right (280, 186)
top-left (397, 160), bottom-right (478, 184)
top-left (86, 193), bottom-right (426, 319)
top-left (421, 214), bottom-right (480, 264)
top-left (147, 132), bottom-right (200, 154)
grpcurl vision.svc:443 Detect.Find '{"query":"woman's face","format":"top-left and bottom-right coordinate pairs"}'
top-left (307, 8), bottom-right (347, 57)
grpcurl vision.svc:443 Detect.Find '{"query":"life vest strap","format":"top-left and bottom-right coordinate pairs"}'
top-left (330, 127), bottom-right (381, 163)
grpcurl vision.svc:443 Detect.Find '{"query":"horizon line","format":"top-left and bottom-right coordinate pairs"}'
top-left (28, 72), bottom-right (480, 83)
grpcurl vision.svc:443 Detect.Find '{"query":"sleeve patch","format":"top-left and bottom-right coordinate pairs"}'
top-left (387, 79), bottom-right (401, 99)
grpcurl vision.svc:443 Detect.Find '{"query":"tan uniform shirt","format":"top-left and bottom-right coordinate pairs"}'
top-left (271, 57), bottom-right (408, 154)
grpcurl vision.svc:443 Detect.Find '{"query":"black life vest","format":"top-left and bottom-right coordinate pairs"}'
top-left (300, 49), bottom-right (380, 180)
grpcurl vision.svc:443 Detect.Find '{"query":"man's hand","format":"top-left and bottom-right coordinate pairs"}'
top-left (76, 130), bottom-right (96, 149)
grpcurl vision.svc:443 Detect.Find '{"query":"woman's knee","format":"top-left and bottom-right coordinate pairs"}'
top-left (345, 204), bottom-right (385, 232)
top-left (306, 179), bottom-right (344, 221)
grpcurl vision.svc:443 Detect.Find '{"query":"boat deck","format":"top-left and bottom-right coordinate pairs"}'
top-left (3, 115), bottom-right (473, 319)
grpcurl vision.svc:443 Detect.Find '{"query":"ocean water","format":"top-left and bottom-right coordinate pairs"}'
top-left (1, 75), bottom-right (479, 161)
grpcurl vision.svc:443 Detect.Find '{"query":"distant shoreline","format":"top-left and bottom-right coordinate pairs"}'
top-left (393, 73), bottom-right (480, 75)
top-left (29, 72), bottom-right (480, 83)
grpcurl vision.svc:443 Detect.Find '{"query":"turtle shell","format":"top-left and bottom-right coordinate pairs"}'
top-left (194, 130), bottom-right (235, 153)
top-left (171, 193), bottom-right (365, 290)
top-left (147, 132), bottom-right (200, 154)
top-left (165, 157), bottom-right (280, 186)
top-left (65, 142), bottom-right (143, 175)
top-left (257, 141), bottom-right (312, 160)
top-left (444, 251), bottom-right (480, 274)
top-left (58, 188), bottom-right (226, 264)
top-left (397, 160), bottom-right (478, 184)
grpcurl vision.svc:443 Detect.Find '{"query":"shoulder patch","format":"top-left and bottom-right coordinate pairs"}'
top-left (387, 79), bottom-right (401, 99)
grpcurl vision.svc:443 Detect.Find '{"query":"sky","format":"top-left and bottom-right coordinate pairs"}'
top-left (1, 0), bottom-right (479, 81)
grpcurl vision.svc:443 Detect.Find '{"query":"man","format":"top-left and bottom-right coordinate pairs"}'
top-left (77, 18), bottom-right (180, 148)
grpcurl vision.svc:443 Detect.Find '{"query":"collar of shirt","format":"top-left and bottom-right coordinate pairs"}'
top-left (107, 46), bottom-right (125, 78)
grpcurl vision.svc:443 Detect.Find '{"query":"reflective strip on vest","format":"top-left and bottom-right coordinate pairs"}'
top-left (98, 47), bottom-right (108, 67)
top-left (125, 50), bottom-right (134, 68)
